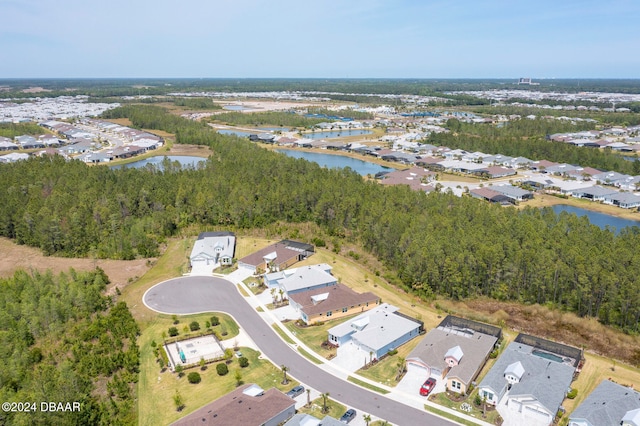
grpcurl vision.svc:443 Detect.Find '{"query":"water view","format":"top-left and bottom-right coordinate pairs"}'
top-left (302, 129), bottom-right (372, 140)
top-left (217, 129), bottom-right (253, 137)
top-left (276, 149), bottom-right (391, 176)
top-left (551, 204), bottom-right (640, 234)
top-left (222, 104), bottom-right (248, 111)
top-left (114, 155), bottom-right (207, 170)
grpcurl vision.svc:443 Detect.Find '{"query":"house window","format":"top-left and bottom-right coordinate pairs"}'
top-left (453, 381), bottom-right (461, 390)
top-left (327, 311), bottom-right (332, 317)
top-left (342, 307), bottom-right (348, 313)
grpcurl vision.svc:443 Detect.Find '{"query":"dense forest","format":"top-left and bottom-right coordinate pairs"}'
top-left (1, 105), bottom-right (639, 336)
top-left (0, 269), bottom-right (139, 425)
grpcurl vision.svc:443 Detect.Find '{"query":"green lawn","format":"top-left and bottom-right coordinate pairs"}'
top-left (297, 397), bottom-right (347, 420)
top-left (284, 314), bottom-right (357, 359)
top-left (431, 390), bottom-right (503, 425)
top-left (355, 337), bottom-right (421, 386)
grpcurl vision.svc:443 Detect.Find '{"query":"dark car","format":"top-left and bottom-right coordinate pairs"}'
top-left (340, 408), bottom-right (356, 423)
top-left (286, 385), bottom-right (305, 398)
top-left (420, 377), bottom-right (437, 396)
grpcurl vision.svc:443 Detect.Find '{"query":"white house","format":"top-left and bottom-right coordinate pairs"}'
top-left (189, 231), bottom-right (236, 275)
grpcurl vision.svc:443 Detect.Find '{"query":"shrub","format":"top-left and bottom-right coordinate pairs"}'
top-left (175, 364), bottom-right (184, 377)
top-left (187, 372), bottom-right (202, 384)
top-left (189, 321), bottom-right (200, 331)
top-left (211, 316), bottom-right (220, 326)
top-left (238, 357), bottom-right (249, 368)
top-left (387, 349), bottom-right (398, 356)
top-left (567, 388), bottom-right (578, 399)
top-left (216, 363), bottom-right (229, 376)
top-left (311, 237), bottom-right (326, 247)
top-left (168, 327), bottom-right (179, 337)
top-left (205, 321), bottom-right (211, 328)
top-left (172, 315), bottom-right (179, 325)
top-left (474, 394), bottom-right (482, 406)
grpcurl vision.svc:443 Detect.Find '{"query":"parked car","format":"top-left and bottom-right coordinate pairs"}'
top-left (286, 385), bottom-right (305, 398)
top-left (340, 408), bottom-right (356, 423)
top-left (420, 378), bottom-right (437, 396)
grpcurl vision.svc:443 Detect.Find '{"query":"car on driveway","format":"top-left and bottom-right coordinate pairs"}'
top-left (286, 385), bottom-right (305, 398)
top-left (420, 378), bottom-right (437, 396)
top-left (340, 408), bottom-right (356, 423)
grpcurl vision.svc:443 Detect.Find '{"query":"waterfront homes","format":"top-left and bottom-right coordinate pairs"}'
top-left (237, 240), bottom-right (314, 274)
top-left (327, 303), bottom-right (423, 360)
top-left (288, 283), bottom-right (380, 325)
top-left (264, 264), bottom-right (336, 296)
top-left (487, 184), bottom-right (534, 202)
top-left (568, 380), bottom-right (640, 426)
top-left (406, 315), bottom-right (501, 395)
top-left (478, 334), bottom-right (581, 426)
top-left (189, 231), bottom-right (236, 274)
top-left (172, 384), bottom-right (295, 426)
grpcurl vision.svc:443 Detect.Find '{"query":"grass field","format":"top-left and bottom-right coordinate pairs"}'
top-left (296, 396), bottom-right (347, 420)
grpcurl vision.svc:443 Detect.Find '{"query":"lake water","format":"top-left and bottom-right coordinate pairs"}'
top-left (257, 127), bottom-right (289, 132)
top-left (217, 129), bottom-right (253, 137)
top-left (223, 105), bottom-right (247, 111)
top-left (114, 155), bottom-right (207, 170)
top-left (551, 204), bottom-right (640, 234)
top-left (302, 129), bottom-right (373, 140)
top-left (276, 149), bottom-right (391, 176)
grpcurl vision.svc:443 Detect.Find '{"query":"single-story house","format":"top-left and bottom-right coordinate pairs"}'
top-left (288, 283), bottom-right (380, 324)
top-left (0, 137), bottom-right (19, 151)
top-left (406, 316), bottom-right (501, 395)
top-left (479, 334), bottom-right (581, 426)
top-left (568, 380), bottom-right (640, 426)
top-left (470, 188), bottom-right (512, 205)
top-left (171, 384), bottom-right (295, 426)
top-left (189, 231), bottom-right (236, 273)
top-left (266, 264), bottom-right (337, 296)
top-left (570, 185), bottom-right (618, 201)
top-left (603, 192), bottom-right (640, 209)
top-left (487, 185), bottom-right (534, 202)
top-left (474, 166), bottom-right (517, 179)
top-left (593, 171), bottom-right (631, 186)
top-left (237, 240), bottom-right (313, 274)
top-left (328, 304), bottom-right (423, 360)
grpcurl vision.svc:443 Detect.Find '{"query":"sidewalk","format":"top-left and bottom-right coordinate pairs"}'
top-left (221, 271), bottom-right (493, 426)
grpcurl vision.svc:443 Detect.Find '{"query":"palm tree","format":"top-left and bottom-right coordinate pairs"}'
top-left (278, 288), bottom-right (285, 306)
top-left (321, 392), bottom-right (330, 413)
top-left (281, 365), bottom-right (289, 385)
top-left (363, 414), bottom-right (372, 426)
top-left (306, 388), bottom-right (311, 407)
top-left (395, 356), bottom-right (406, 381)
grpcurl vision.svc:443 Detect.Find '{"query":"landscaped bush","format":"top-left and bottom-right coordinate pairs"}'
top-left (187, 372), bottom-right (202, 384)
top-left (211, 316), bottom-right (220, 326)
top-left (567, 388), bottom-right (578, 399)
top-left (168, 327), bottom-right (179, 337)
top-left (238, 357), bottom-right (249, 368)
top-left (387, 349), bottom-right (398, 356)
top-left (216, 363), bottom-right (228, 376)
top-left (189, 321), bottom-right (200, 331)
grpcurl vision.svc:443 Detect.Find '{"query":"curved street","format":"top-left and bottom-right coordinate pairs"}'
top-left (143, 276), bottom-right (456, 426)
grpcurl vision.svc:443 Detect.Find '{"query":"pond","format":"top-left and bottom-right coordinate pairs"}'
top-left (302, 129), bottom-right (373, 140)
top-left (275, 149), bottom-right (392, 176)
top-left (217, 129), bottom-right (253, 137)
top-left (550, 204), bottom-right (640, 234)
top-left (113, 155), bottom-right (207, 170)
top-left (257, 127), bottom-right (289, 132)
top-left (222, 105), bottom-right (248, 111)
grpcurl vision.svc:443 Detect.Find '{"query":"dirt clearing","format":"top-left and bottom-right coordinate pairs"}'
top-left (0, 237), bottom-right (151, 291)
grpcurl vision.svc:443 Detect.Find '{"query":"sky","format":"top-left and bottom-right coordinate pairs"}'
top-left (1, 0), bottom-right (639, 79)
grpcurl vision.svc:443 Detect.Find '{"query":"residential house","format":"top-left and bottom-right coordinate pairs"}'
top-left (593, 171), bottom-right (631, 186)
top-left (603, 192), bottom-right (640, 209)
top-left (570, 186), bottom-right (618, 201)
top-left (189, 231), bottom-right (236, 274)
top-left (406, 316), bottom-right (501, 395)
top-left (288, 283), bottom-right (380, 325)
top-left (0, 137), bottom-right (18, 151)
top-left (478, 334), bottom-right (581, 426)
top-left (470, 188), bottom-right (512, 205)
top-left (487, 185), bottom-right (534, 202)
top-left (474, 166), bottom-right (517, 179)
top-left (327, 304), bottom-right (423, 360)
top-left (568, 380), bottom-right (640, 426)
top-left (266, 264), bottom-right (337, 296)
top-left (237, 240), bottom-right (314, 274)
top-left (0, 152), bottom-right (29, 163)
top-left (171, 384), bottom-right (295, 426)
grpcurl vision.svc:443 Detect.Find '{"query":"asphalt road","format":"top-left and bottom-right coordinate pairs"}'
top-left (143, 276), bottom-right (455, 426)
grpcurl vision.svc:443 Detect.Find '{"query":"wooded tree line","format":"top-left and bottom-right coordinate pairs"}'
top-left (1, 105), bottom-right (639, 335)
top-left (431, 118), bottom-right (636, 175)
top-left (0, 123), bottom-right (46, 139)
top-left (0, 268), bottom-right (139, 425)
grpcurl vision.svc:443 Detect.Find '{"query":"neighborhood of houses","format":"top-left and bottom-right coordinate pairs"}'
top-left (172, 231), bottom-right (640, 426)
top-left (0, 118), bottom-right (164, 164)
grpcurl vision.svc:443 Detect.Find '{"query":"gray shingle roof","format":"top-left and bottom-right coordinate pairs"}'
top-left (570, 380), bottom-right (640, 426)
top-left (479, 341), bottom-right (576, 414)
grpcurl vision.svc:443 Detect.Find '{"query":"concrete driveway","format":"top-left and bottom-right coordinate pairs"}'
top-left (143, 276), bottom-right (456, 426)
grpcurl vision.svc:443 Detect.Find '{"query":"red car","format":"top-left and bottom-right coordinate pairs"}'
top-left (420, 378), bottom-right (437, 396)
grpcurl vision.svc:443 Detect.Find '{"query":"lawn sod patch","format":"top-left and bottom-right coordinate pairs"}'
top-left (297, 396), bottom-right (347, 420)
